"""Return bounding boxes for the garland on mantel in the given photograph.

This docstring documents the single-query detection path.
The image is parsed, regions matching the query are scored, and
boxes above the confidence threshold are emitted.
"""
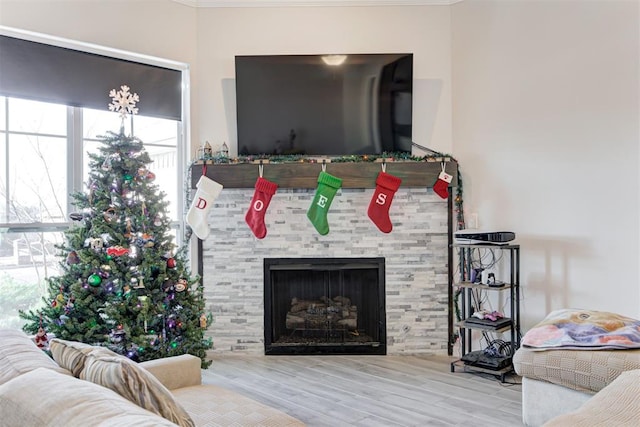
[186,150,466,232]
[196,151,444,164]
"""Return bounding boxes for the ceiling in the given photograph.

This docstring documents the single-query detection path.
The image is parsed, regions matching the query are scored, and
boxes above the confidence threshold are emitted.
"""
[171,0,462,7]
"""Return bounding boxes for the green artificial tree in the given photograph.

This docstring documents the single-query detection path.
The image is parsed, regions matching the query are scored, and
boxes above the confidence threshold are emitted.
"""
[21,86,212,367]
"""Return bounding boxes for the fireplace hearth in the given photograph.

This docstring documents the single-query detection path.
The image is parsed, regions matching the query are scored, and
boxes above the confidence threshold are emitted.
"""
[264,257,386,355]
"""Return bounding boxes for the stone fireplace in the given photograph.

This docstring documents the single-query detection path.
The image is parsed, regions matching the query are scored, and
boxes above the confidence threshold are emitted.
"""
[200,185,450,355]
[264,257,386,355]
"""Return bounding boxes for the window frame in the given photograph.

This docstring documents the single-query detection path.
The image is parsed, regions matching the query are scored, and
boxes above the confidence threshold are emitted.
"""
[0,25,191,237]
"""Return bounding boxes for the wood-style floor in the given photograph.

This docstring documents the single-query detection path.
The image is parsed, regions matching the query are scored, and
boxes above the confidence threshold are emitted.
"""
[202,355,523,427]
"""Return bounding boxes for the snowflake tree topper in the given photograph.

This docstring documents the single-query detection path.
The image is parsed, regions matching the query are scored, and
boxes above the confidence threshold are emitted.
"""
[108,85,139,119]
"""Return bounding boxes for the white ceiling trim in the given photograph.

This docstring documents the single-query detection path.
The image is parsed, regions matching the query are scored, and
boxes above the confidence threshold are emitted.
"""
[172,0,463,8]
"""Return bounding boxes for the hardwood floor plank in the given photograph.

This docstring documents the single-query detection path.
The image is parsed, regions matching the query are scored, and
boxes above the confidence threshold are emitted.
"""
[202,355,523,426]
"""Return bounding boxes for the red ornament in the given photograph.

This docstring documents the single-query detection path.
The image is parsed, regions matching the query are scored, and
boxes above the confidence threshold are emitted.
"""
[167,258,176,269]
[107,246,129,257]
[35,327,49,349]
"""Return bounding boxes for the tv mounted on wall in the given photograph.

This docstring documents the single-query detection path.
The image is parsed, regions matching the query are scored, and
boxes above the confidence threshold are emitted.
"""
[235,53,413,157]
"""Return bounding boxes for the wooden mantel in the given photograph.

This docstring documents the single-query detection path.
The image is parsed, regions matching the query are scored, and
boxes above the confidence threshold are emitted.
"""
[191,159,458,189]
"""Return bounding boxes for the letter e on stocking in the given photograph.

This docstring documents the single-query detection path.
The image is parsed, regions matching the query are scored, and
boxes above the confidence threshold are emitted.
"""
[317,195,328,209]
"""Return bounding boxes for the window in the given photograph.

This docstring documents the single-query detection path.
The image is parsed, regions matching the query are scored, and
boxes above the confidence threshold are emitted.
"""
[2,98,68,224]
[0,27,189,328]
[0,29,188,330]
[0,97,183,329]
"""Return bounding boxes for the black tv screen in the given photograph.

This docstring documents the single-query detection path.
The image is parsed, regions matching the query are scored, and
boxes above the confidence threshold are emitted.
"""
[235,53,413,156]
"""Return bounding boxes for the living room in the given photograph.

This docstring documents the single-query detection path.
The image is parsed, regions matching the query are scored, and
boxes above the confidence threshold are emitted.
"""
[0,0,638,426]
[2,0,635,324]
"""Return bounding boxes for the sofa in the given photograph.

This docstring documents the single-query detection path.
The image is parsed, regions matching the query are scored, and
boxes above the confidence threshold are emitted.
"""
[514,345,640,426]
[0,329,304,426]
[513,309,640,426]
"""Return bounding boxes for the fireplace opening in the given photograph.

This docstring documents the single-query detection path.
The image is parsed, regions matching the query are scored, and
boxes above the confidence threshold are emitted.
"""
[264,257,386,355]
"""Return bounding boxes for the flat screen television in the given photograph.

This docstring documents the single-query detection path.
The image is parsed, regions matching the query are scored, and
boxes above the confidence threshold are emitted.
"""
[235,53,413,157]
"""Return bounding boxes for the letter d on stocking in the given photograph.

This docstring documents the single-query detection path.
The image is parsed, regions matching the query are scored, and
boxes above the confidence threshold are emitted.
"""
[196,198,207,209]
[186,176,223,240]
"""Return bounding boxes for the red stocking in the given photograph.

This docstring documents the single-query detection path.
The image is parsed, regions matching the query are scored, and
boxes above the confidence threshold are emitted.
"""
[245,177,278,239]
[433,164,453,199]
[368,171,402,233]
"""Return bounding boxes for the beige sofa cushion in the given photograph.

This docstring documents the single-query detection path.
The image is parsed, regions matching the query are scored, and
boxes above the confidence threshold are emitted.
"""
[80,349,194,427]
[0,367,178,427]
[49,338,118,376]
[173,384,305,427]
[0,329,70,385]
[544,369,640,426]
[513,345,640,393]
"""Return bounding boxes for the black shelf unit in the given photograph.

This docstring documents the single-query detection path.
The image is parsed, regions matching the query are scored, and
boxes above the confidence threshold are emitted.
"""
[450,244,521,382]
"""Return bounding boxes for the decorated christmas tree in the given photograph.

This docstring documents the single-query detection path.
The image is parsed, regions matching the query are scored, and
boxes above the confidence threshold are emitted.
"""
[21,86,212,367]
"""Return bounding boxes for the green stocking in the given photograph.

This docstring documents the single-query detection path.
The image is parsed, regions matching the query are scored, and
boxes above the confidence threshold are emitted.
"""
[306,171,342,235]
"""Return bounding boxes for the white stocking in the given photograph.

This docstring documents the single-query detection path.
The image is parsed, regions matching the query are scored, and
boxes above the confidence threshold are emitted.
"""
[186,175,223,240]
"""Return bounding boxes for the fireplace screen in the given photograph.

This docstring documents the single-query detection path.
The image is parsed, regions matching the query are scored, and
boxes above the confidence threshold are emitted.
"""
[264,257,386,355]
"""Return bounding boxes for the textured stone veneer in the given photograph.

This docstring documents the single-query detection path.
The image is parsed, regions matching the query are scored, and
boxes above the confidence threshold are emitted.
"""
[201,187,449,355]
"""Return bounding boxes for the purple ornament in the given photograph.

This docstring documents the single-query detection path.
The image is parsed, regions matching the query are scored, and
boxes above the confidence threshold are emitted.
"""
[66,251,80,265]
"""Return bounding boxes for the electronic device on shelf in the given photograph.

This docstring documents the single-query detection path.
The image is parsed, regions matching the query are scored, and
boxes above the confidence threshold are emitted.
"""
[464,316,512,329]
[454,230,516,245]
[461,350,513,371]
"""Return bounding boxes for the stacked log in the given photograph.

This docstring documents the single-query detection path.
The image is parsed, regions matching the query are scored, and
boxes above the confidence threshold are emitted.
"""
[285,296,358,331]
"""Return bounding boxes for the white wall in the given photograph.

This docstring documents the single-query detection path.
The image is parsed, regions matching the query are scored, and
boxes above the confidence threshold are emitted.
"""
[195,5,453,157]
[0,1,196,62]
[452,0,640,325]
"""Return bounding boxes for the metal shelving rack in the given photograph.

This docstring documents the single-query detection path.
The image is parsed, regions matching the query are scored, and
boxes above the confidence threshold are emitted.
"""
[450,243,520,382]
